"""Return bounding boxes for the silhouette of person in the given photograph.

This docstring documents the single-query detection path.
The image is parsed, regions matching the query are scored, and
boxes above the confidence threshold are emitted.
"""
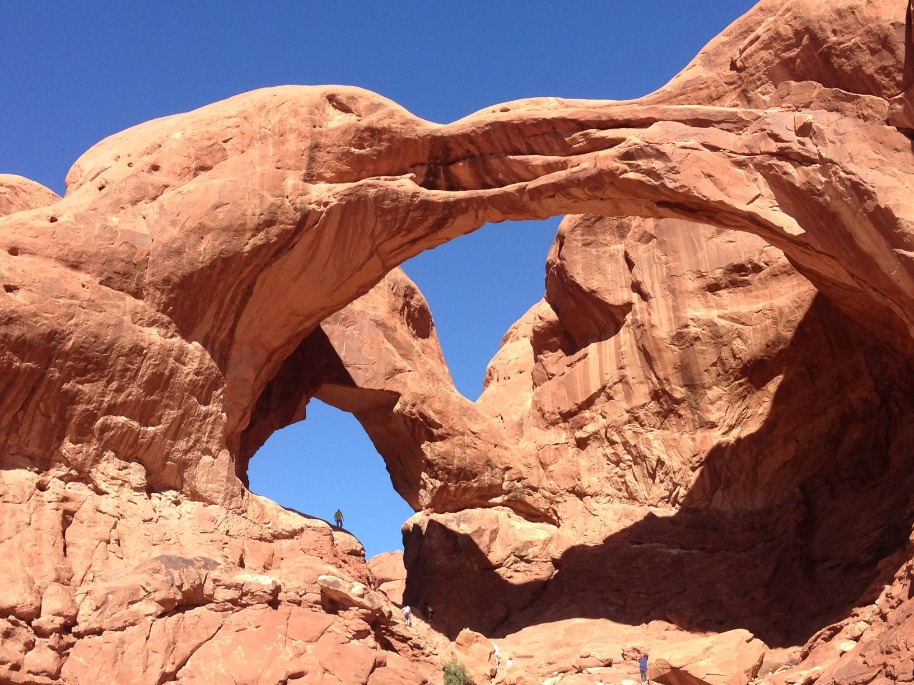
[334,509,343,528]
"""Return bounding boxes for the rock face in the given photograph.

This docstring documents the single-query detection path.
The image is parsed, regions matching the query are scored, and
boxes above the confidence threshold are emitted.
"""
[0,181,436,684]
[0,175,62,217]
[1,0,914,682]
[651,630,766,685]
[368,552,406,606]
[402,213,914,648]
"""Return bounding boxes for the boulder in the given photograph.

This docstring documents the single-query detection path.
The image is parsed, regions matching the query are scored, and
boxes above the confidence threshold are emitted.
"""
[651,630,766,685]
[369,550,407,606]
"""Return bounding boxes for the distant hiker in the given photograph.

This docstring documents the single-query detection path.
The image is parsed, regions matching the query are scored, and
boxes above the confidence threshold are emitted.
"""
[639,652,649,684]
[334,509,344,528]
[402,605,411,626]
[493,643,500,671]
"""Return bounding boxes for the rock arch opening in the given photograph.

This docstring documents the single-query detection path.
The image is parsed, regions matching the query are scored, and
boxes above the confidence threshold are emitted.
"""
[396,212,914,647]
[247,398,414,558]
[401,217,562,400]
[245,216,562,556]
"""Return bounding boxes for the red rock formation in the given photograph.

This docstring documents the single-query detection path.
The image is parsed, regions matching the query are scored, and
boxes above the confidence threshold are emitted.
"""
[368,552,406,606]
[401,214,914,648]
[650,630,765,685]
[0,178,435,684]
[0,175,61,217]
[0,0,913,682]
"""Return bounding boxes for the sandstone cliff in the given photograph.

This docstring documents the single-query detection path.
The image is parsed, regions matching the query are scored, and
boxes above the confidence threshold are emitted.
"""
[1,0,913,682]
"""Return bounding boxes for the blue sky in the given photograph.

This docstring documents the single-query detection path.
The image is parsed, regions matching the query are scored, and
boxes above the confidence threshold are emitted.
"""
[2,2,757,557]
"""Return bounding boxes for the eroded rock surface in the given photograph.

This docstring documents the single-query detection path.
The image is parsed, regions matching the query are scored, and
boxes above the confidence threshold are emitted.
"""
[650,630,765,685]
[1,0,914,682]
[368,551,406,606]
[399,213,914,652]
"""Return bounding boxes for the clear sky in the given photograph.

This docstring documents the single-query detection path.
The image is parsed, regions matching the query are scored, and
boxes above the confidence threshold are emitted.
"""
[2,2,757,558]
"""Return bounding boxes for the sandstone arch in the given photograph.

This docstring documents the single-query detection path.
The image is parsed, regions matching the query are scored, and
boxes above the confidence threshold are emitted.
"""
[1,0,911,506]
[1,0,914,681]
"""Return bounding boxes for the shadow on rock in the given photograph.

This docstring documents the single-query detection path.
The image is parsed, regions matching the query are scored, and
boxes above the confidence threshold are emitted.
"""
[404,295,914,648]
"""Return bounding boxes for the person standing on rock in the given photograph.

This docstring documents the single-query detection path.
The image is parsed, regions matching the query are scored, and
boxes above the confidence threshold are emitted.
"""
[402,605,411,626]
[334,509,344,528]
[639,651,649,684]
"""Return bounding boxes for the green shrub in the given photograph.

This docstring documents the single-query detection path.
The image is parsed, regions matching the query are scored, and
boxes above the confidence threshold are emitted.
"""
[443,658,473,685]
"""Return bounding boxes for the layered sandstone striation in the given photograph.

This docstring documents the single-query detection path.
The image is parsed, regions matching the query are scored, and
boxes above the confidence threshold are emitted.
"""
[1,0,913,682]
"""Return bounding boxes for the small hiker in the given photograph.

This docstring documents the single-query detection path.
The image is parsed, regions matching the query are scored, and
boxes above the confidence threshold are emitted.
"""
[402,605,411,626]
[333,509,344,528]
[639,651,649,684]
[493,643,500,671]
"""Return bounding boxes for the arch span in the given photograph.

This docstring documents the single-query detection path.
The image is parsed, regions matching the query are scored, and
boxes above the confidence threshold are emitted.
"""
[1,1,914,680]
[0,0,909,511]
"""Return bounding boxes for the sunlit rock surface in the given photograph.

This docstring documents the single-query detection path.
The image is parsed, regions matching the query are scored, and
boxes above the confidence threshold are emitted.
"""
[1,0,913,681]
